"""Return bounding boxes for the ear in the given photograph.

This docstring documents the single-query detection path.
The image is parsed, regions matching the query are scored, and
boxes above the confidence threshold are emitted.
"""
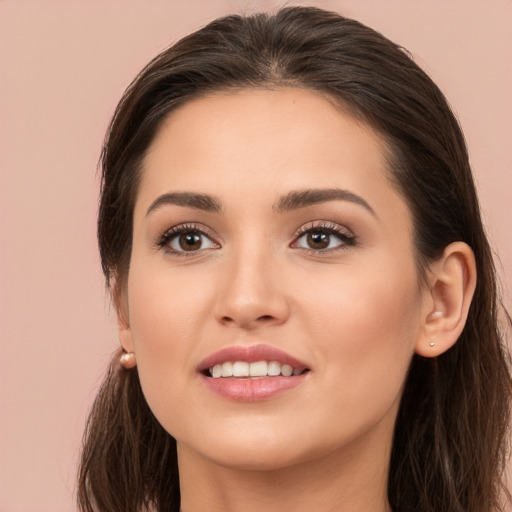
[112,278,134,353]
[415,242,477,358]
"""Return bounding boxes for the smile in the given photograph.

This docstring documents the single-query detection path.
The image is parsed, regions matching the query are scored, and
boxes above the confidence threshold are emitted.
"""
[199,344,311,401]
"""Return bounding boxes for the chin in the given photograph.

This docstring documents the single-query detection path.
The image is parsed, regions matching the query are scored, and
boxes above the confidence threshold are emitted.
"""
[195,442,318,472]
[175,420,348,474]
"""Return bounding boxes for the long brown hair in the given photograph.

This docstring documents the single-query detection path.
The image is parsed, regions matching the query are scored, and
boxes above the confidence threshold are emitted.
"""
[78,7,512,511]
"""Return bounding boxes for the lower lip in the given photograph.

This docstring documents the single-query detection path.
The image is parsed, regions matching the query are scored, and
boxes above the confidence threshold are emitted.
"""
[200,373,308,401]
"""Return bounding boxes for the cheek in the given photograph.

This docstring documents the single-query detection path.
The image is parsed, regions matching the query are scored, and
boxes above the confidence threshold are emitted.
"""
[128,259,209,349]
[300,258,422,407]
[125,264,212,414]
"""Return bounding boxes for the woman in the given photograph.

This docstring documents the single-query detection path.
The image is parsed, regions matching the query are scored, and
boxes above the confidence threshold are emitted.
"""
[78,6,511,512]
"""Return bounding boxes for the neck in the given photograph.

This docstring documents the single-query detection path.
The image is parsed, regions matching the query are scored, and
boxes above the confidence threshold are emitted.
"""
[178,427,393,512]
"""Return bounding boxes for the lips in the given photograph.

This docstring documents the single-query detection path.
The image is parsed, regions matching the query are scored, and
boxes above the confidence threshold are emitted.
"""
[198,344,310,401]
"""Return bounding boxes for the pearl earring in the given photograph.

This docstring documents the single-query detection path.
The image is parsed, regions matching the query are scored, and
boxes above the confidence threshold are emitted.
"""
[429,342,436,347]
[120,351,137,369]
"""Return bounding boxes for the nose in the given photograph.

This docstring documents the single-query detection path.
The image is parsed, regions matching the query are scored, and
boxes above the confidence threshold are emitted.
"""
[214,249,290,330]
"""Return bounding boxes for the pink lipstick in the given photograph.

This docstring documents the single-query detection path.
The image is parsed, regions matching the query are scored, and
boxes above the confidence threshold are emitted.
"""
[198,344,310,401]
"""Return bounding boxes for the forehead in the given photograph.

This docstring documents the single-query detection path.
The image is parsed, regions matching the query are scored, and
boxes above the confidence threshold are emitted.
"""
[137,87,405,222]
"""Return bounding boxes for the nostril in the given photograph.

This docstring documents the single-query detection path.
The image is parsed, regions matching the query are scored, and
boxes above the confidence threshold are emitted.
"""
[222,315,275,323]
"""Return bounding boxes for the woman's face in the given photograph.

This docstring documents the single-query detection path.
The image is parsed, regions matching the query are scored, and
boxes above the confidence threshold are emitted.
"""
[120,88,431,471]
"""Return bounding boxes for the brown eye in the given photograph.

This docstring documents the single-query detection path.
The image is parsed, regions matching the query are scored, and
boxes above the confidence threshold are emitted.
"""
[163,226,219,255]
[178,231,202,251]
[307,231,330,249]
[293,224,355,252]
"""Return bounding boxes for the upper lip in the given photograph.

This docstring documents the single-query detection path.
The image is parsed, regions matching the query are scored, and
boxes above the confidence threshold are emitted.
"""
[198,344,309,373]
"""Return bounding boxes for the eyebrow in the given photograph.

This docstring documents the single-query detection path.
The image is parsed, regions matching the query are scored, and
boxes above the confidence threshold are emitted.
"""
[146,192,223,216]
[146,188,376,217]
[274,188,376,216]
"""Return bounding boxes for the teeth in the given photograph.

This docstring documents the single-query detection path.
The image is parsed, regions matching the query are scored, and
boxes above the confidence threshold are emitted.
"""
[249,361,267,377]
[281,364,293,377]
[232,361,250,377]
[221,361,233,377]
[268,361,281,376]
[209,360,305,379]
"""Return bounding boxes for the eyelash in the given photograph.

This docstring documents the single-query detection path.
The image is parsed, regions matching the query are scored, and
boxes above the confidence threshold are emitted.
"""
[292,221,357,254]
[155,223,219,257]
[155,221,357,257]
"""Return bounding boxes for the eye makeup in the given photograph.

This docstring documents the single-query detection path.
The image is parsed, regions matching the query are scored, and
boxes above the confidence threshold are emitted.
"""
[291,220,357,254]
[154,219,357,258]
[154,223,220,257]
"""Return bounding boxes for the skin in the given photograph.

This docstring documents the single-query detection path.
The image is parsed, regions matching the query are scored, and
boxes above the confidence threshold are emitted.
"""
[117,88,476,512]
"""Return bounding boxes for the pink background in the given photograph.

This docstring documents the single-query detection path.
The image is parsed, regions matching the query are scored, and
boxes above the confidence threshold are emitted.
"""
[1,1,510,510]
